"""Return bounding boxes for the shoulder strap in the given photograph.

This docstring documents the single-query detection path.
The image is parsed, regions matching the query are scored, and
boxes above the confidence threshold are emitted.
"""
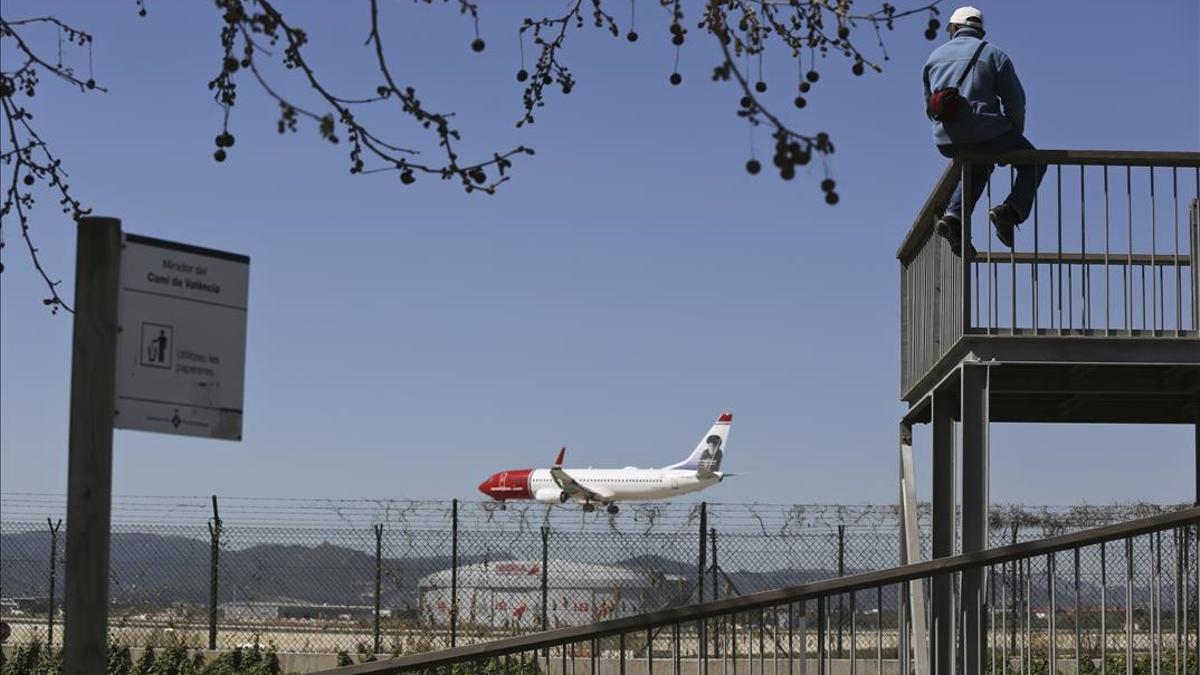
[954,41,988,90]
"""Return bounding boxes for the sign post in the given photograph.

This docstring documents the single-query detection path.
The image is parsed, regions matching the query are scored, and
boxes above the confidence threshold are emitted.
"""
[62,219,249,675]
[63,216,122,675]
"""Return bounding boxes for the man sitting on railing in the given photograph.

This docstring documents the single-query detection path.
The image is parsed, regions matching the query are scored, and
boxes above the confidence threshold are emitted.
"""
[923,6,1046,257]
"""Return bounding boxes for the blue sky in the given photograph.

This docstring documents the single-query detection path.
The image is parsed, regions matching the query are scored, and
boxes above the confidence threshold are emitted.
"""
[1,1,1197,507]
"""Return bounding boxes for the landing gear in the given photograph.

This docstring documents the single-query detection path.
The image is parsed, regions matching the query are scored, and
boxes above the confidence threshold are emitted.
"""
[606,503,619,515]
[559,491,569,503]
[582,503,596,513]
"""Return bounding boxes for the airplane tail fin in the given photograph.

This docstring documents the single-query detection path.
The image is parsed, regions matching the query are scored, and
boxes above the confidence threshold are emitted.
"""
[665,412,732,475]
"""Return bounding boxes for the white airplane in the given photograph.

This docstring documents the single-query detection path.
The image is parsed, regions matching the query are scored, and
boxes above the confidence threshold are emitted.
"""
[477,413,732,514]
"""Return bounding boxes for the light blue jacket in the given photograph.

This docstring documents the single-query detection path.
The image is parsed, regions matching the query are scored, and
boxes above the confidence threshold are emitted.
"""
[922,28,1025,145]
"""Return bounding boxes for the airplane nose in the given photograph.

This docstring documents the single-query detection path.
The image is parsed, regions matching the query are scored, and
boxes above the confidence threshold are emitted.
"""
[478,475,495,497]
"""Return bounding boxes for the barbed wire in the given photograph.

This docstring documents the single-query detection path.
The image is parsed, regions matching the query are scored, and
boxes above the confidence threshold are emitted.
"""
[0,493,1185,531]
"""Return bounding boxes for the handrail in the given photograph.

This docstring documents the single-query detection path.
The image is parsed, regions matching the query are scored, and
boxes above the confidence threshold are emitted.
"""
[896,150,1200,261]
[312,506,1199,675]
[896,161,960,261]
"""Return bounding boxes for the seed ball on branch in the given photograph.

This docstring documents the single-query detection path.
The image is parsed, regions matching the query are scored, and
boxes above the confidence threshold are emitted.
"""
[825,191,840,205]
[471,38,486,52]
[214,149,227,162]
[755,81,767,93]
[740,95,754,109]
[23,174,35,186]
[746,159,761,175]
[924,28,937,40]
[670,72,682,85]
[400,170,416,185]
[821,178,836,192]
[672,33,684,46]
[852,62,864,76]
[793,96,807,108]
[799,81,811,93]
[928,18,940,29]
[516,69,529,82]
[85,79,96,89]
[838,26,850,39]
[627,31,639,42]
[780,166,796,181]
[805,70,820,83]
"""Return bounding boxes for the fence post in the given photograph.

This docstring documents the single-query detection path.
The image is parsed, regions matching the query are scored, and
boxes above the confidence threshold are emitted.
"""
[1009,522,1019,653]
[710,527,719,658]
[698,502,707,604]
[541,524,550,632]
[710,528,718,601]
[450,498,459,648]
[836,523,845,658]
[373,523,384,655]
[207,495,221,651]
[47,519,62,646]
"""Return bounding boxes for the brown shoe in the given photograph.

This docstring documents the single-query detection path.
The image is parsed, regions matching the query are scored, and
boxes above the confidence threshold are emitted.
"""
[989,204,1020,248]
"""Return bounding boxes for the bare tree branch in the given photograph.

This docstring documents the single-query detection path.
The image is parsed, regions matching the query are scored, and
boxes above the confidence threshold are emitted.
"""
[0,0,943,314]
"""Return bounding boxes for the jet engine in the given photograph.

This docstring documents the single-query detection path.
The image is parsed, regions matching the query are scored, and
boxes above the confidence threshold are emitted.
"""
[534,488,569,504]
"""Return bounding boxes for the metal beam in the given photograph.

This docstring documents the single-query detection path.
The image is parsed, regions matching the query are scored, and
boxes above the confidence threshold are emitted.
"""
[899,421,930,675]
[931,383,956,675]
[960,363,990,675]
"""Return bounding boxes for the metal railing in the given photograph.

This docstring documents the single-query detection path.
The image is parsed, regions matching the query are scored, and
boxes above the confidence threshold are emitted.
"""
[899,150,1200,398]
[313,507,1200,675]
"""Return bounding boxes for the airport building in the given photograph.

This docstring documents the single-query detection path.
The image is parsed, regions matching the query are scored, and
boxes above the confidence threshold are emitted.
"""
[417,560,688,629]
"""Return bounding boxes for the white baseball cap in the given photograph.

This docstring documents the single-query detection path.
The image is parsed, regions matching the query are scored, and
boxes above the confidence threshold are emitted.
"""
[948,6,984,31]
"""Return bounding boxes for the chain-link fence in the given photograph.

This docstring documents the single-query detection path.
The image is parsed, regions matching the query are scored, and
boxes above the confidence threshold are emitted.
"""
[0,495,1187,659]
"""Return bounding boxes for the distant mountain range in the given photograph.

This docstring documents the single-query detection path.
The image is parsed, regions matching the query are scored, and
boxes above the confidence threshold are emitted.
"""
[1,530,1171,613]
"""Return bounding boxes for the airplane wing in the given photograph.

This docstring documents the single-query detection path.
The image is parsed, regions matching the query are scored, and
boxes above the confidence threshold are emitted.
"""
[549,448,614,501]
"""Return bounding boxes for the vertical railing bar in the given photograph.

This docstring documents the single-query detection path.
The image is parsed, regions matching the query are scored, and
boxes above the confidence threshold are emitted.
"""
[734,610,740,675]
[1152,167,1159,332]
[849,592,856,675]
[987,175,995,334]
[1104,165,1111,334]
[750,609,756,675]
[1127,166,1134,333]
[1126,537,1134,675]
[875,588,881,675]
[1101,541,1108,675]
[773,607,780,675]
[799,599,807,675]
[990,563,998,675]
[648,628,654,675]
[1192,168,1199,332]
[674,622,682,675]
[817,597,826,675]
[620,632,626,675]
[1174,167,1182,335]
[1033,165,1040,330]
[1142,263,1148,331]
[1154,531,1163,675]
[1058,164,1065,334]
[1074,547,1081,674]
[788,603,795,675]
[1084,164,1094,329]
[1011,166,1018,333]
[1049,553,1057,674]
[760,607,766,675]
[1175,529,1183,675]
[1025,557,1032,675]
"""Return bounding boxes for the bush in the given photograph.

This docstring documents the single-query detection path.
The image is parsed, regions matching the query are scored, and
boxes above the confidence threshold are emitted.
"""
[0,640,289,675]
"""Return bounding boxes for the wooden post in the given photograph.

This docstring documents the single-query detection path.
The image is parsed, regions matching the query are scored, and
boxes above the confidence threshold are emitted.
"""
[63,216,122,675]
